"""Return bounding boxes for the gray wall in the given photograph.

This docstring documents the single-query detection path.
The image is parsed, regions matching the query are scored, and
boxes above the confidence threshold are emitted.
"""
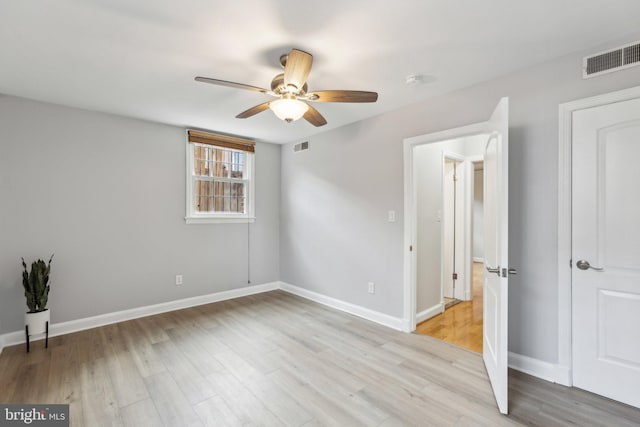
[280,122,405,316]
[0,96,280,334]
[280,36,640,363]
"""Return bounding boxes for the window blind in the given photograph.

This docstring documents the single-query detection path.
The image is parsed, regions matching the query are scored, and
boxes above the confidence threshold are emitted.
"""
[187,130,256,153]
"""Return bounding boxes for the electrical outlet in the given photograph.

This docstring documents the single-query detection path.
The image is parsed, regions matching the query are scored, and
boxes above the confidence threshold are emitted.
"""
[175,275,183,286]
[368,282,375,294]
[388,210,396,222]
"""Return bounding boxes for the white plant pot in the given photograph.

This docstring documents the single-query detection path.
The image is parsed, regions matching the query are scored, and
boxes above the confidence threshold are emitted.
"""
[25,309,50,335]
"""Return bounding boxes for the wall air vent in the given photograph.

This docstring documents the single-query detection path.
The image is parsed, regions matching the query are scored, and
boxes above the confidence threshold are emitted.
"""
[583,40,640,78]
[293,141,309,153]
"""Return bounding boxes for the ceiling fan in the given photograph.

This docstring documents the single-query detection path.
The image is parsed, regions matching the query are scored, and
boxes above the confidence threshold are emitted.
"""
[195,48,378,127]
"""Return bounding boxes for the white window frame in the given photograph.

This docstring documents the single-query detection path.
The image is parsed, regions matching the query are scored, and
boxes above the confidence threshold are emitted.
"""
[185,140,255,224]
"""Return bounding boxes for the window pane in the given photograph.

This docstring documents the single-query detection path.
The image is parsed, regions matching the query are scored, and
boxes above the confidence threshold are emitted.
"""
[194,159,202,175]
[208,161,222,178]
[193,145,246,180]
[192,144,250,217]
[213,196,228,212]
[194,180,209,212]
[230,163,242,178]
[194,145,205,175]
[232,182,243,198]
[194,146,210,177]
[194,179,247,214]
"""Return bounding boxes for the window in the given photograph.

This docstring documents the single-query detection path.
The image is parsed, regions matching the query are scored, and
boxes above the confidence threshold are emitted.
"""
[185,130,255,224]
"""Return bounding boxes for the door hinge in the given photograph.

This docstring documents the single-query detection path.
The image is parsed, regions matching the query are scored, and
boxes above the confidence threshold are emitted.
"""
[569,259,572,268]
[452,272,458,280]
[453,174,458,181]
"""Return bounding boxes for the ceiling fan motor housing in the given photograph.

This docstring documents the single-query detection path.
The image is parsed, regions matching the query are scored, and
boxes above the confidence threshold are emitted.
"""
[271,73,307,96]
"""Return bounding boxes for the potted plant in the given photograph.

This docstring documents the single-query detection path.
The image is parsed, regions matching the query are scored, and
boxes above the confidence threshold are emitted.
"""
[21,255,53,351]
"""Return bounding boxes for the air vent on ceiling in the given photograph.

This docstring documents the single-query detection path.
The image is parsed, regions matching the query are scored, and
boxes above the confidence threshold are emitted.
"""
[293,141,309,153]
[583,40,640,78]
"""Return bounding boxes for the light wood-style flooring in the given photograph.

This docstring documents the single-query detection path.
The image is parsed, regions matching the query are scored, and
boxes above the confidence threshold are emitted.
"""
[416,262,484,353]
[1,291,639,426]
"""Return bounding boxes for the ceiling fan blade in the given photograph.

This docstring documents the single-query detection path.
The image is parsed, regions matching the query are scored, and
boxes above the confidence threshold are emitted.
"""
[236,102,271,119]
[284,49,313,91]
[303,105,327,127]
[306,90,378,103]
[195,77,269,94]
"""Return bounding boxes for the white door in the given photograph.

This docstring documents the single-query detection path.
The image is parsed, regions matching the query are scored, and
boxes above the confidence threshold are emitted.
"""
[483,97,510,414]
[572,96,640,408]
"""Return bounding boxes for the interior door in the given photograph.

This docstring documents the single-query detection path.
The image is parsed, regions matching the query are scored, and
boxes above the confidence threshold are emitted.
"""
[572,96,640,408]
[483,97,509,414]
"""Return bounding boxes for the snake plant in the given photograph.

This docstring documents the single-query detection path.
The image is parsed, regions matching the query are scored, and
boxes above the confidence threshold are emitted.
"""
[21,255,53,313]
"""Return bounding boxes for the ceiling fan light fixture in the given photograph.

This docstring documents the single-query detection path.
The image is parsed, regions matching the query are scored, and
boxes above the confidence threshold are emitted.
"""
[269,97,309,123]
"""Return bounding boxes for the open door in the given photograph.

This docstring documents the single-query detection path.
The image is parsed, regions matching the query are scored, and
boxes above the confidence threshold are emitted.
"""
[483,97,510,414]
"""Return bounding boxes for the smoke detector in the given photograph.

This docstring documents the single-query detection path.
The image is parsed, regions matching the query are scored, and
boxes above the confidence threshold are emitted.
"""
[405,74,424,86]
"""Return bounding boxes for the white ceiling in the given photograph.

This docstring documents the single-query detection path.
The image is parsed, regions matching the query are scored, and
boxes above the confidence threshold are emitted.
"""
[1,1,640,144]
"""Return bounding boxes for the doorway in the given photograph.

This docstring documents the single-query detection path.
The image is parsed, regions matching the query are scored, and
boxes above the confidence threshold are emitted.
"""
[411,142,486,353]
[558,86,640,408]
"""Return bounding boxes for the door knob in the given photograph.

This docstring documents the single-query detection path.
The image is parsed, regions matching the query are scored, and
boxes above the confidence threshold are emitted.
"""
[486,265,500,275]
[576,260,604,271]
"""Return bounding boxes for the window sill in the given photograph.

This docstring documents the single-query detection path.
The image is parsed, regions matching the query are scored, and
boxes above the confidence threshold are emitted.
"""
[185,216,256,224]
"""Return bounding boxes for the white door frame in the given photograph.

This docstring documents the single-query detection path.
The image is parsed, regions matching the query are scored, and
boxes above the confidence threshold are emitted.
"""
[403,122,487,331]
[557,84,640,386]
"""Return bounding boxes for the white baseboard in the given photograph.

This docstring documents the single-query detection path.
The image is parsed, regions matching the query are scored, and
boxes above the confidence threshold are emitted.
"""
[0,281,567,389]
[0,280,407,352]
[473,257,484,263]
[279,282,407,331]
[508,351,558,383]
[0,282,280,351]
[416,303,444,324]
